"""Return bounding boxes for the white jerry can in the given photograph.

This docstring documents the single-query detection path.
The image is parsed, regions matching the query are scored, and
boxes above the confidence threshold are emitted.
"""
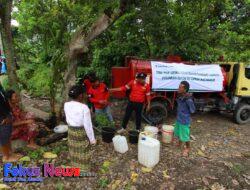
[112,135,129,154]
[138,136,160,168]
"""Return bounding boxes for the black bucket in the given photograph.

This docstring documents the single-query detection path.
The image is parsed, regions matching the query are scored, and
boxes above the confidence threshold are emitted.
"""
[129,130,139,144]
[102,127,115,143]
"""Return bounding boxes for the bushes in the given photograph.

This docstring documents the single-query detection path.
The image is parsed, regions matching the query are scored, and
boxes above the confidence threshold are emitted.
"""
[17,63,52,97]
[0,75,9,90]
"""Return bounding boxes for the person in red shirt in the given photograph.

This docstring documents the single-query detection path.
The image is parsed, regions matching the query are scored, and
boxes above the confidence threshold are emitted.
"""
[79,72,96,93]
[110,72,151,133]
[88,77,114,122]
[79,72,96,110]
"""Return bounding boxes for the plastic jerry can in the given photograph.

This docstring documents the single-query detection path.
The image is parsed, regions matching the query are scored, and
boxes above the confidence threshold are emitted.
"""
[112,135,129,154]
[138,136,160,168]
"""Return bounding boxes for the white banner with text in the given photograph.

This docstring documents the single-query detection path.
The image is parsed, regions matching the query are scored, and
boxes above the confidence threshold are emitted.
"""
[151,61,224,92]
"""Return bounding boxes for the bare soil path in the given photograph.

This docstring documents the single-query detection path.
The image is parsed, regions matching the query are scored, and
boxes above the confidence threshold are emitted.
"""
[0,99,249,190]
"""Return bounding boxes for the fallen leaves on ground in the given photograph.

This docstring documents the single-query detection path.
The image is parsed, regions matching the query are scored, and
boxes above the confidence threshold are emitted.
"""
[210,182,226,190]
[108,179,122,190]
[202,177,209,186]
[43,152,57,159]
[197,149,206,157]
[206,176,218,180]
[19,156,31,162]
[130,172,138,183]
[190,135,196,141]
[103,160,111,168]
[201,145,206,151]
[141,167,152,173]
[0,184,10,189]
[226,128,238,136]
[222,161,233,168]
[163,170,170,179]
[160,181,175,190]
[232,179,239,186]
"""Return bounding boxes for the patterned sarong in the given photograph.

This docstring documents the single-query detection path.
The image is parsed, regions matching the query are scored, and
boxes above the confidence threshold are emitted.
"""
[68,126,90,170]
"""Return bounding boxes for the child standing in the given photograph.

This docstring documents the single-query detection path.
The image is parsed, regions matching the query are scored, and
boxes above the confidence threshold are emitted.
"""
[174,81,195,156]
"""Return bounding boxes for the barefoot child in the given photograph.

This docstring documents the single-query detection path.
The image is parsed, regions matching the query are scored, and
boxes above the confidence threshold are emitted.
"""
[174,81,195,156]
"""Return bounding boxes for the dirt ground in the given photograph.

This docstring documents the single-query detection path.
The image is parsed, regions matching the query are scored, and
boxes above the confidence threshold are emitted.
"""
[0,99,250,190]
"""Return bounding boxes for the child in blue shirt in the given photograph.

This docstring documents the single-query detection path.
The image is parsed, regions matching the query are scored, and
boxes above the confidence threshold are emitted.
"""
[0,56,7,74]
[174,81,195,156]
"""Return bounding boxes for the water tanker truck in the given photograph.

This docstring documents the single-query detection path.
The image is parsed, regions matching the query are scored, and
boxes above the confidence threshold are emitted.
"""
[111,57,250,125]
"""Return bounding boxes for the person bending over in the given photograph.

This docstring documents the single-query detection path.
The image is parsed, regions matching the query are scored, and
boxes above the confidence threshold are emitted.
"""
[88,77,114,122]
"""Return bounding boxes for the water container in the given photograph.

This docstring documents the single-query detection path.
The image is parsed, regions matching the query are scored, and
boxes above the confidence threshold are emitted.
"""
[128,130,139,144]
[138,136,160,168]
[102,127,115,143]
[54,125,68,133]
[162,125,174,143]
[144,126,158,139]
[112,135,128,154]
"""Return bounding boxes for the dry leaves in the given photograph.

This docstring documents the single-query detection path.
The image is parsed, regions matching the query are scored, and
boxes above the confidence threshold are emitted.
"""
[202,177,209,186]
[43,152,57,159]
[141,167,152,173]
[201,145,206,151]
[19,156,31,162]
[0,184,10,189]
[210,182,226,190]
[130,172,138,183]
[163,170,170,179]
[197,149,206,157]
[108,180,122,190]
[232,179,239,186]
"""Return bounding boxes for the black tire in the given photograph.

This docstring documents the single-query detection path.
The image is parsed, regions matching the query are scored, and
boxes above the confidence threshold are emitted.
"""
[234,103,250,124]
[142,102,168,125]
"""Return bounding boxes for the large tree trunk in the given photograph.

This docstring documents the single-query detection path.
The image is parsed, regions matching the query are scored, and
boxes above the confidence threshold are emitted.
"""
[58,0,130,118]
[0,0,19,90]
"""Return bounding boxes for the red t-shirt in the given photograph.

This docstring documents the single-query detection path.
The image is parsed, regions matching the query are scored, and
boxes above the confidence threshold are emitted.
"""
[88,83,110,109]
[121,80,150,103]
[84,79,92,93]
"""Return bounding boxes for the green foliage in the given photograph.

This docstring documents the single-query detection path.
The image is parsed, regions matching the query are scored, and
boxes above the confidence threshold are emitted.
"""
[12,0,250,98]
[56,183,64,190]
[232,163,247,174]
[17,63,52,96]
[98,177,109,188]
[0,75,9,90]
[52,143,68,155]
[27,147,46,160]
[95,114,115,129]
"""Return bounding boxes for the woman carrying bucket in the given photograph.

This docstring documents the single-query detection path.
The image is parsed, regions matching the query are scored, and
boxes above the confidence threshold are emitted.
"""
[64,85,96,170]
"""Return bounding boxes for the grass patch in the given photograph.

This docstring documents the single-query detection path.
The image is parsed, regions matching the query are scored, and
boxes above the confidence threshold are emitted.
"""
[232,163,246,174]
[98,177,109,188]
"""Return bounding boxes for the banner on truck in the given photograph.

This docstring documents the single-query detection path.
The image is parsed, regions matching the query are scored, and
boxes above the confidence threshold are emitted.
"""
[151,61,224,92]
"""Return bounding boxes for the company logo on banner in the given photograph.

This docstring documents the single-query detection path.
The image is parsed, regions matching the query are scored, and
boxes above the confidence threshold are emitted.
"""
[151,61,224,92]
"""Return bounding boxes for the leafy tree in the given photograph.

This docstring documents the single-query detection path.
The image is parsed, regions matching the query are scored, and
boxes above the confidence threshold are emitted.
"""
[0,0,19,91]
[10,0,249,119]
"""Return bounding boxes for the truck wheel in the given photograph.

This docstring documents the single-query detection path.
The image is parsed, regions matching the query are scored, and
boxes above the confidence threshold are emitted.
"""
[234,104,250,124]
[142,102,168,125]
